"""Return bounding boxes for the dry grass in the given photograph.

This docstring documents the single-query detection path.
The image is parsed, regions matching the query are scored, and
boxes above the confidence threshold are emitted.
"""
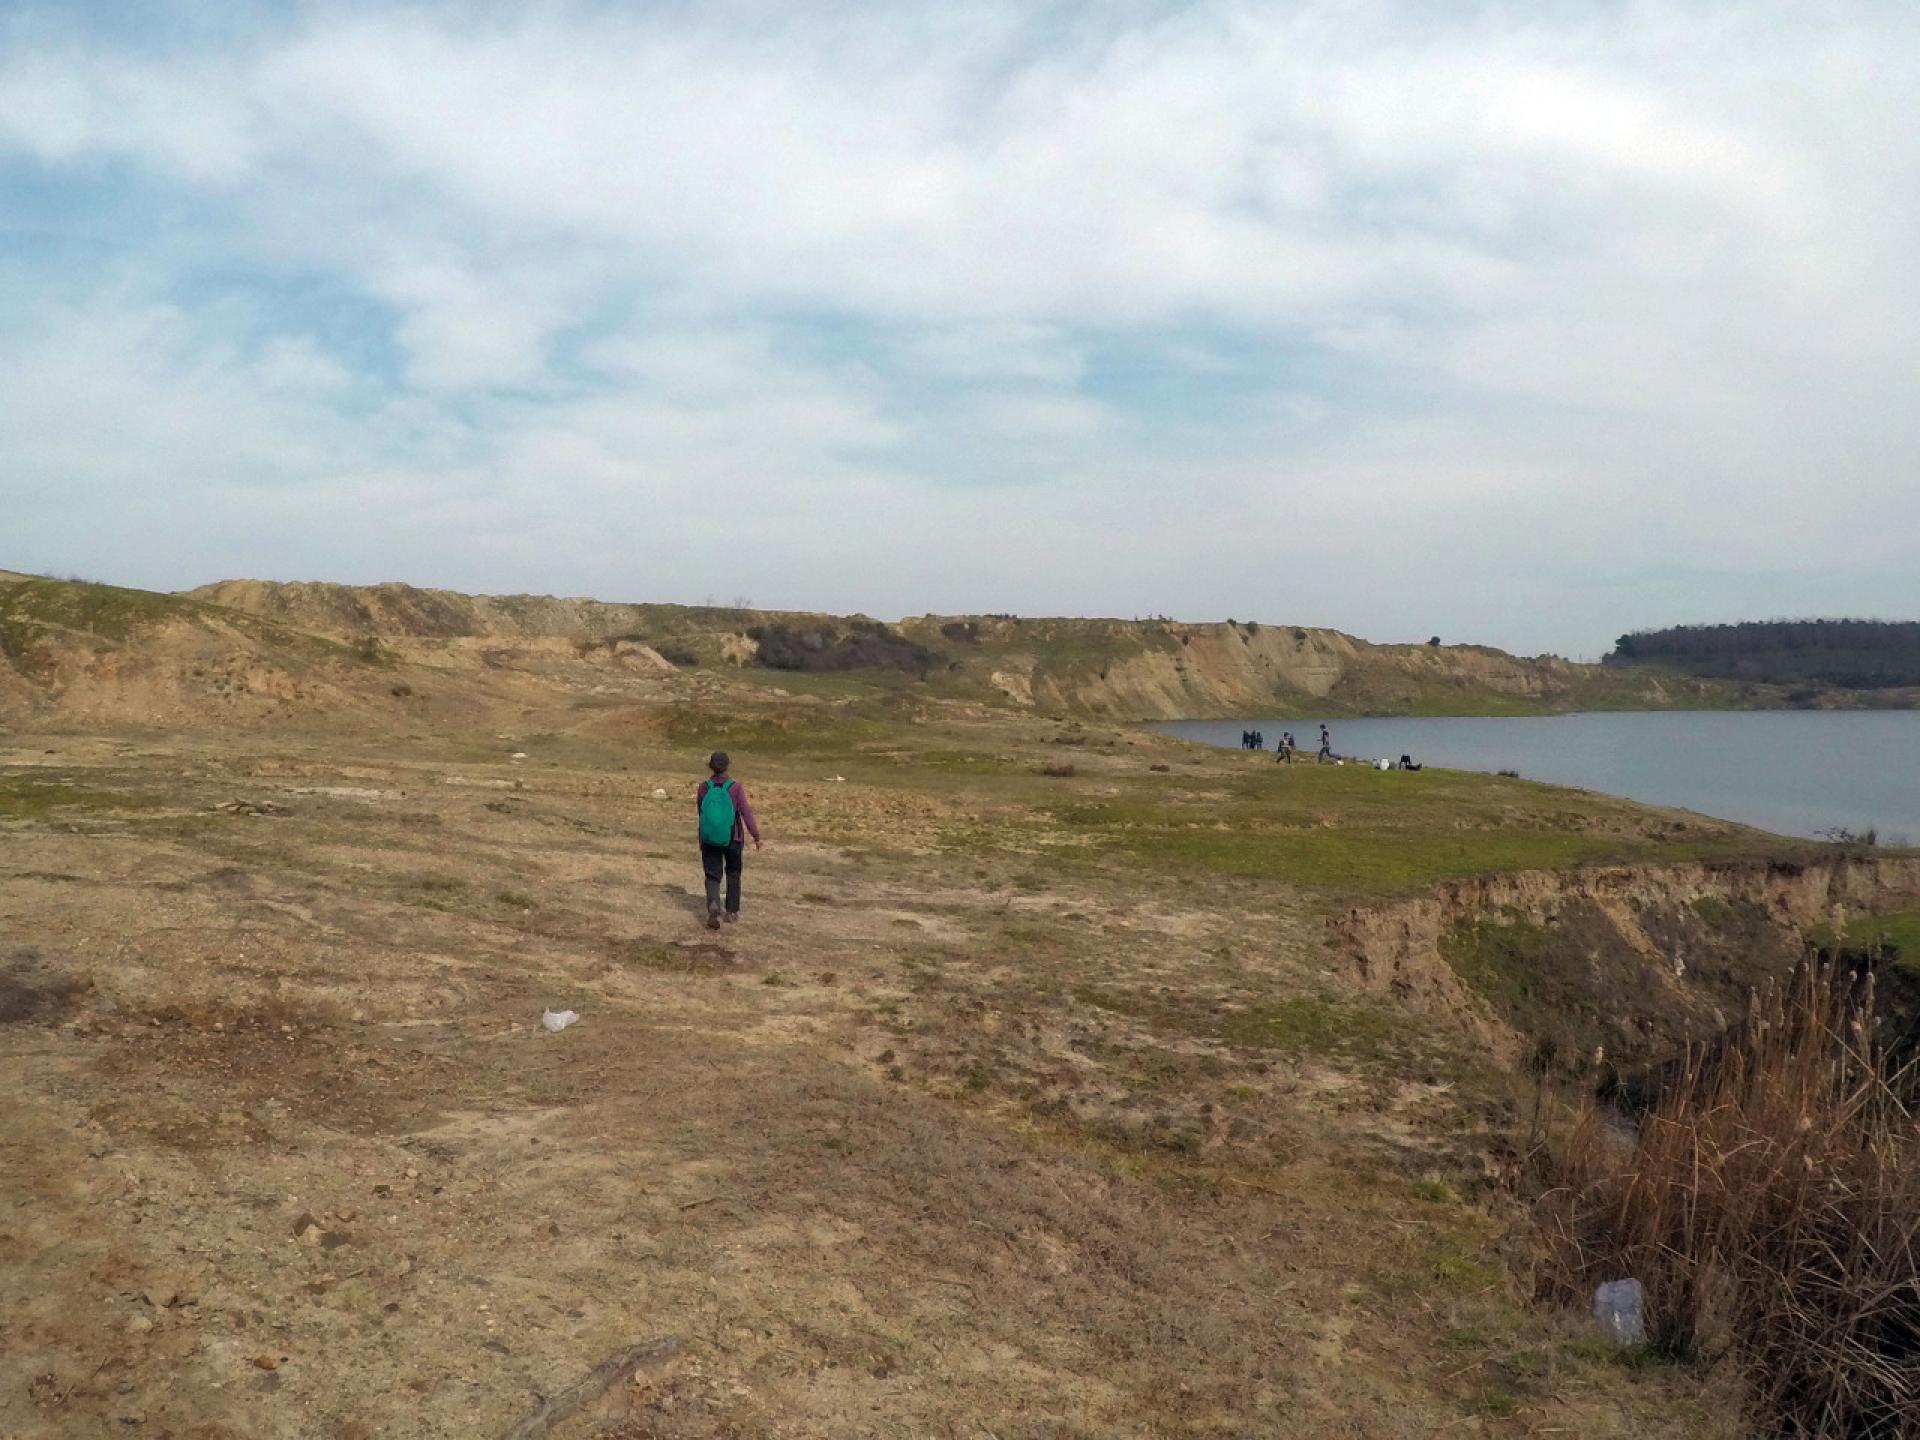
[1535,960,1920,1436]
[0,715,1835,1438]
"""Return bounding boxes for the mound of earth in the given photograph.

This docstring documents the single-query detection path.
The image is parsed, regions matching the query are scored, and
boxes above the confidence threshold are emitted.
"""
[0,575,511,728]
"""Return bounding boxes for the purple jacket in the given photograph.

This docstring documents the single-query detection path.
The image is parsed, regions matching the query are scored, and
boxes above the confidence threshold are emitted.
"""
[693,776,760,844]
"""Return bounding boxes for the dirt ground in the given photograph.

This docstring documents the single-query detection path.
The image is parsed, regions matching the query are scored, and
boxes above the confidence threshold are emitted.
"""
[1,717,1744,1439]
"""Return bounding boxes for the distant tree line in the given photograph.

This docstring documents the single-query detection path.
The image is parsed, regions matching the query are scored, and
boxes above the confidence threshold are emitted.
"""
[1606,619,1920,689]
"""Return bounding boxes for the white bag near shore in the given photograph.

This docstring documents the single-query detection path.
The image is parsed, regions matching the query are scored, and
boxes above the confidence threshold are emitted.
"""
[541,1008,580,1032]
[1592,1278,1645,1346]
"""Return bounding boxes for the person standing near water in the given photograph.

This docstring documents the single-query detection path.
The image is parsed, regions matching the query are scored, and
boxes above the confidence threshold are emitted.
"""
[695,751,763,929]
[1317,725,1333,763]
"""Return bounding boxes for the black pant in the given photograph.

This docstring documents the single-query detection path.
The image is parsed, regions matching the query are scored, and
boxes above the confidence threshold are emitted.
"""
[701,840,743,913]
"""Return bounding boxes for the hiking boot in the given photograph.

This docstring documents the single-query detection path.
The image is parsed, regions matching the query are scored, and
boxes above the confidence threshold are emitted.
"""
[723,910,739,924]
[706,903,722,931]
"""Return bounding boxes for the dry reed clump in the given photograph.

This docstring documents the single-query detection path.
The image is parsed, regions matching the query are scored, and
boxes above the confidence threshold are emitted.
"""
[1534,961,1920,1438]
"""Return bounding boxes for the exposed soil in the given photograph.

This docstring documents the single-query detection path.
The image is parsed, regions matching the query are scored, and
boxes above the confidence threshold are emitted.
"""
[0,721,1756,1439]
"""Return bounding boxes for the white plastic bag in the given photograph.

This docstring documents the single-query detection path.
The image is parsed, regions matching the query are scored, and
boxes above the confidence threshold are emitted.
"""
[1592,1278,1645,1346]
[541,1008,580,1032]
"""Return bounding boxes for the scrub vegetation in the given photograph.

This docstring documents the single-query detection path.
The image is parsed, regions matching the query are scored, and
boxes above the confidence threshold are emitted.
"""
[1536,962,1920,1437]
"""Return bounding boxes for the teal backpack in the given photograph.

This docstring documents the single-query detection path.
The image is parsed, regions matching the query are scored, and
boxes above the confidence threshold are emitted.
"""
[698,777,737,846]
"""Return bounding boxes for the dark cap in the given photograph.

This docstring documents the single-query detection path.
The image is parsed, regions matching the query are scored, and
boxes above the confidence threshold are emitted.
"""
[708,750,730,774]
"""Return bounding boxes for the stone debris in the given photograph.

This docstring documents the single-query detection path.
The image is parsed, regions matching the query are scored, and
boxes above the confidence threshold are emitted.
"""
[213,797,285,816]
[143,1277,192,1309]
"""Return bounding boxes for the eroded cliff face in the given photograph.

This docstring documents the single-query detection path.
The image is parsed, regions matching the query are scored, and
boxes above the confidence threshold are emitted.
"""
[189,582,1736,719]
[1022,626,1563,716]
[1333,855,1920,1067]
[915,616,1742,718]
[185,579,671,642]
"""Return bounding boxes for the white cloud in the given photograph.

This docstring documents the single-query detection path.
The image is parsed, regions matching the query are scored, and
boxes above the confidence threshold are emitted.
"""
[0,1,1915,652]
[900,322,1084,384]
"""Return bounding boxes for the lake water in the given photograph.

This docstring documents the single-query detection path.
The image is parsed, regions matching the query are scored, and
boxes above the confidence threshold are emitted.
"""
[1156,711,1920,842]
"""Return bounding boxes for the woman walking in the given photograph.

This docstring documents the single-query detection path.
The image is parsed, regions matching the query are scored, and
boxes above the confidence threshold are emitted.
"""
[695,751,763,929]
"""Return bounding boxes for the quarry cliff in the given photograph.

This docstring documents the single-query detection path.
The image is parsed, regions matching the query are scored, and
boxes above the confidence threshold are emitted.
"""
[178,577,1748,720]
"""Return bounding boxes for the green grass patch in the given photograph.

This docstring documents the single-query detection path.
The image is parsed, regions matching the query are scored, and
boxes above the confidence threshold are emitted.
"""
[731,665,922,699]
[400,873,467,910]
[1030,765,1789,897]
[0,576,183,650]
[661,701,894,759]
[0,775,157,819]
[878,747,1019,775]
[1441,914,1559,1017]
[1422,1239,1505,1293]
[1563,1335,1672,1371]
[1221,995,1395,1054]
[1370,1229,1510,1303]
[1094,821,1627,892]
[1072,983,1400,1063]
[0,573,368,673]
[1819,909,1920,968]
[1438,910,1676,1064]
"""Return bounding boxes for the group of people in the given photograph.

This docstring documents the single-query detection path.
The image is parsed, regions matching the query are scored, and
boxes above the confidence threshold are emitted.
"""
[1254,724,1337,764]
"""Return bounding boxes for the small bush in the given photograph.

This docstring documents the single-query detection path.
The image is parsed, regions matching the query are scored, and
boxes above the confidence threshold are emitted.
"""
[1534,961,1920,1436]
[1039,761,1076,778]
[749,621,938,676]
[655,642,700,668]
[1818,825,1880,850]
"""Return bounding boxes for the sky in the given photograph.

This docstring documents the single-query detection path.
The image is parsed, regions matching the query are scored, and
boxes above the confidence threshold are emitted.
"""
[1,0,1916,658]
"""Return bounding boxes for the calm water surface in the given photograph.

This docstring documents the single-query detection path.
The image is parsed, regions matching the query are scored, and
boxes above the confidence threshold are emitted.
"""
[1157,711,1920,842]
